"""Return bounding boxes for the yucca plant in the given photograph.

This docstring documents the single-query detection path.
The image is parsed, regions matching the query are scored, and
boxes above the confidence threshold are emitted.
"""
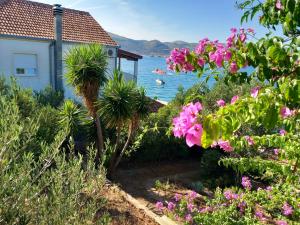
[98,71,150,176]
[65,44,108,165]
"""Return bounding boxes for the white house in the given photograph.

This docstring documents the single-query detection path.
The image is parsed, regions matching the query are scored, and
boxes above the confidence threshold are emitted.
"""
[0,0,142,99]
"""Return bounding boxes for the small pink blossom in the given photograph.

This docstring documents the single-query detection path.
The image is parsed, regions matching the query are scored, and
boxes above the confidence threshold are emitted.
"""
[199,206,213,213]
[187,203,194,212]
[239,32,247,43]
[230,28,237,33]
[185,214,193,223]
[155,201,164,211]
[279,129,287,136]
[224,190,239,200]
[238,201,247,213]
[255,209,267,221]
[231,95,239,104]
[174,193,182,202]
[251,86,260,98]
[186,124,203,147]
[276,0,283,9]
[280,107,293,118]
[245,136,254,145]
[241,176,252,190]
[217,99,226,107]
[247,28,255,33]
[188,191,197,200]
[274,148,280,155]
[218,140,233,152]
[282,202,293,216]
[265,186,272,191]
[167,201,176,211]
[197,58,205,67]
[229,61,238,73]
[276,220,288,225]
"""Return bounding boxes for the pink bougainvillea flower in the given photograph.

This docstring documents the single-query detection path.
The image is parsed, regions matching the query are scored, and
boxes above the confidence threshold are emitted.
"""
[167,201,176,211]
[276,0,283,9]
[197,58,205,67]
[229,61,238,73]
[247,28,255,33]
[187,203,194,212]
[217,99,226,107]
[155,201,164,211]
[231,95,239,104]
[185,214,193,223]
[238,201,247,213]
[188,191,197,200]
[239,32,247,43]
[224,190,239,200]
[186,124,203,147]
[255,209,267,221]
[241,176,252,190]
[276,220,288,225]
[280,106,293,118]
[245,136,254,145]
[251,86,260,98]
[230,28,237,33]
[218,140,233,152]
[282,202,293,216]
[274,148,280,155]
[265,186,272,191]
[174,193,182,202]
[279,129,287,136]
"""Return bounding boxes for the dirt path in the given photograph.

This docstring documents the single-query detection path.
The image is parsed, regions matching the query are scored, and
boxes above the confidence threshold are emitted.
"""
[112,159,203,224]
[99,184,159,225]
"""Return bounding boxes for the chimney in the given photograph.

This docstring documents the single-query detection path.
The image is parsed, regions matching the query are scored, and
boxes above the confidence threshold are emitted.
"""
[53,4,63,91]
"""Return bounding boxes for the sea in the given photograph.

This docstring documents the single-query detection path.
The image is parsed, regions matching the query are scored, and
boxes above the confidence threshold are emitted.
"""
[121,56,214,102]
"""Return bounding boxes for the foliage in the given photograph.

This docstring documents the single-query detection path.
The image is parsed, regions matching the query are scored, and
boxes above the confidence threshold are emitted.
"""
[34,86,64,108]
[98,71,150,174]
[156,180,300,225]
[158,0,300,224]
[65,43,109,165]
[0,88,109,224]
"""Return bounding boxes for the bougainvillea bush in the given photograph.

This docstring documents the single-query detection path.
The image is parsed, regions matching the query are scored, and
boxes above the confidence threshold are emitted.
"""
[157,0,300,224]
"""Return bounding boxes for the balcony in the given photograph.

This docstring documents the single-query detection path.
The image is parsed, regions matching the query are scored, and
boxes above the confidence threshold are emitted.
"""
[117,49,143,82]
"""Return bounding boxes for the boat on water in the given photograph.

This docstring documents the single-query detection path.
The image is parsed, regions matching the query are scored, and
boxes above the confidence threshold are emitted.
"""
[152,68,166,75]
[156,79,165,85]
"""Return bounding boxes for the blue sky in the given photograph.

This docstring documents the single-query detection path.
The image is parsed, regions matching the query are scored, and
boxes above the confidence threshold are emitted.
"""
[36,0,274,42]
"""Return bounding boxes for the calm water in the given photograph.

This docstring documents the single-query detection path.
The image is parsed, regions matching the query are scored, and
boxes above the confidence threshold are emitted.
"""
[121,56,214,102]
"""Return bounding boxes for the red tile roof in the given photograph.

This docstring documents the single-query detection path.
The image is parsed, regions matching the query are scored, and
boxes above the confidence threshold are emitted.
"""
[0,0,118,46]
[148,98,166,113]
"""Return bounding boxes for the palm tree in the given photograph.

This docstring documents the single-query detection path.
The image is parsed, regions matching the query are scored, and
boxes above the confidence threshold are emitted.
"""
[65,44,108,165]
[98,71,135,175]
[98,71,150,176]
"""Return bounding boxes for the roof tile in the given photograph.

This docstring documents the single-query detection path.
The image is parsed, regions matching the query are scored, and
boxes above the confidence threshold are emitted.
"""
[0,0,118,46]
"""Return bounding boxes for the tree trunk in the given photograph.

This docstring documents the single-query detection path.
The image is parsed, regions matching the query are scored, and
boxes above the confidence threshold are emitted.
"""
[111,122,133,174]
[107,125,121,178]
[94,116,104,168]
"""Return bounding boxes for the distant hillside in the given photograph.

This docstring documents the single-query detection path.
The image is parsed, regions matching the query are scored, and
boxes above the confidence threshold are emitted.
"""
[109,32,197,57]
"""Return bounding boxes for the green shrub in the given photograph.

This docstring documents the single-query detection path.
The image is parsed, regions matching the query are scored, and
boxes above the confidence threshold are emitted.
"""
[34,86,64,108]
[0,82,109,224]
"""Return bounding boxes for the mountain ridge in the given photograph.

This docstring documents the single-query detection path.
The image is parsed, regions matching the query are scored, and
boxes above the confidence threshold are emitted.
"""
[109,32,197,57]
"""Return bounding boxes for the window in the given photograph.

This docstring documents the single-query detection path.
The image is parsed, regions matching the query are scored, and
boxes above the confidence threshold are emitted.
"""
[14,54,37,76]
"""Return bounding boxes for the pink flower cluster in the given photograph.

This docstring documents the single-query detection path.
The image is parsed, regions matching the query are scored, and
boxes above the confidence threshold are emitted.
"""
[280,106,296,118]
[166,48,194,72]
[241,176,252,190]
[211,139,234,152]
[167,28,253,74]
[282,202,293,216]
[223,190,239,200]
[172,102,203,147]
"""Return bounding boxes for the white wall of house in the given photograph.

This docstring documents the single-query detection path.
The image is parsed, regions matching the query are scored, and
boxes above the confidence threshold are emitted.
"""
[0,37,52,91]
[0,38,117,100]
